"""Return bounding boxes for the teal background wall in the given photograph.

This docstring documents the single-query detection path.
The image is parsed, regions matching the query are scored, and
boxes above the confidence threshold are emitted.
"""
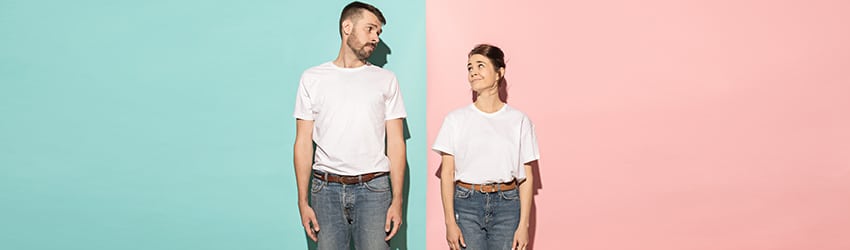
[0,0,426,249]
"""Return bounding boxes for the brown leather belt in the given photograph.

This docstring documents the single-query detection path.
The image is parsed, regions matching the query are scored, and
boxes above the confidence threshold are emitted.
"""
[456,180,517,193]
[313,171,387,184]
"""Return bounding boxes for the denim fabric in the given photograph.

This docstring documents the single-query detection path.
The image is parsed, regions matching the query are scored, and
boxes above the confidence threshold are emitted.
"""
[311,173,391,250]
[454,185,521,250]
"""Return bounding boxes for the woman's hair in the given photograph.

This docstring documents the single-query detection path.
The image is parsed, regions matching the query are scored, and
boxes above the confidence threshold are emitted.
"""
[469,44,508,102]
[468,44,506,70]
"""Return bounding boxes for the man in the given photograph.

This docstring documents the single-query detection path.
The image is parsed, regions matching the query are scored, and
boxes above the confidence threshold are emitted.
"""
[292,2,406,249]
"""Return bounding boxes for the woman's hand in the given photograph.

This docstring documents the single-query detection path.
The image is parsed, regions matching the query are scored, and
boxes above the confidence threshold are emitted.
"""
[512,225,529,249]
[446,222,466,249]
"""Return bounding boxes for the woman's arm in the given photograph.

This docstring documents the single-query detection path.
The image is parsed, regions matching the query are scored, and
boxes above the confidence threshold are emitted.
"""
[513,162,535,249]
[518,163,534,228]
[441,153,465,249]
[440,154,456,225]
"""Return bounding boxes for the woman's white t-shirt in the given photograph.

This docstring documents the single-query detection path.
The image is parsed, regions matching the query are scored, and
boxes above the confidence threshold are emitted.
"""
[432,104,539,184]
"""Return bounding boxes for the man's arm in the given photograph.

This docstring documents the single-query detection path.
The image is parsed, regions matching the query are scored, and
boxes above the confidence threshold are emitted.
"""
[294,119,318,241]
[384,118,406,240]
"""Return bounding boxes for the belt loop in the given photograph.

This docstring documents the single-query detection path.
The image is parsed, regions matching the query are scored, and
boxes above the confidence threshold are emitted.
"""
[358,175,363,183]
[323,171,328,181]
[497,183,502,192]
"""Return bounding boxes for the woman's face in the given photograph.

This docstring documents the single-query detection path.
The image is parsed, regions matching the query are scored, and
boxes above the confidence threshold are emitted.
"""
[467,54,502,92]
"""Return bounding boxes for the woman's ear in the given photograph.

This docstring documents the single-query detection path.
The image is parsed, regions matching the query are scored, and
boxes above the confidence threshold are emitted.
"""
[498,67,506,79]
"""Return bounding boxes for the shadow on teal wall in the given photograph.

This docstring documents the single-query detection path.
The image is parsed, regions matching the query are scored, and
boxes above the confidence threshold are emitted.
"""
[0,1,425,249]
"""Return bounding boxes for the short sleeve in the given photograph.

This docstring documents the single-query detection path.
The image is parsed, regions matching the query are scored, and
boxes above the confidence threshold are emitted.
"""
[432,115,455,155]
[293,74,314,120]
[520,116,540,164]
[384,76,407,120]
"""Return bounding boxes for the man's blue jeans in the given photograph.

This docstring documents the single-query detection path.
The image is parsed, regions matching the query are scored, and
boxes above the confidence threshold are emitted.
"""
[311,173,391,250]
[454,185,521,249]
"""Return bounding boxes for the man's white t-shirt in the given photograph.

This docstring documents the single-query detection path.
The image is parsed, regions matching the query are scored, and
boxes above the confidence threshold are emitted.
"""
[432,104,539,184]
[294,62,407,175]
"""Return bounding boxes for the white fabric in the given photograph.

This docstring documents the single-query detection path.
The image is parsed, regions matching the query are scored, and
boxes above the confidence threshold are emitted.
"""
[432,104,540,184]
[294,62,407,175]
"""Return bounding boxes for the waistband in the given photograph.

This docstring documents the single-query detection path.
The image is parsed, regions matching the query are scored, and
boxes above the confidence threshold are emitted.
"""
[312,170,387,184]
[456,180,517,193]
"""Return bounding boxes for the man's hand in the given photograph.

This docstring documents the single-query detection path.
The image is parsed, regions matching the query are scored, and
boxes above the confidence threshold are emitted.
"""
[384,200,403,240]
[299,203,320,242]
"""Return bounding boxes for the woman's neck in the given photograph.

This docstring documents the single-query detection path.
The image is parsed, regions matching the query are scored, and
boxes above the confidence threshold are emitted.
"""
[474,94,504,113]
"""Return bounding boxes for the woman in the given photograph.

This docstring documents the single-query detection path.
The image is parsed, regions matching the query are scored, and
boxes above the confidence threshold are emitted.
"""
[433,44,540,250]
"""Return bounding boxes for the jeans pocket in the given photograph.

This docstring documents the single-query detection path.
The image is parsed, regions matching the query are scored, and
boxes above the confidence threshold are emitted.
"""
[454,186,472,199]
[310,178,325,193]
[364,176,390,192]
[499,189,519,200]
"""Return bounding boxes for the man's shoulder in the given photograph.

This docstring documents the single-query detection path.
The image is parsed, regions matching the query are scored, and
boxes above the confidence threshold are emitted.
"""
[301,62,334,76]
[363,64,397,78]
[301,62,396,79]
[299,62,341,87]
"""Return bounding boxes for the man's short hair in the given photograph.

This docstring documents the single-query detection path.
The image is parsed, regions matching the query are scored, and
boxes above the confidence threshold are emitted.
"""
[339,1,386,37]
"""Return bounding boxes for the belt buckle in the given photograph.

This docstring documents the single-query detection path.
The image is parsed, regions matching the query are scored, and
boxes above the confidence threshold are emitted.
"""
[341,175,357,183]
[480,184,494,193]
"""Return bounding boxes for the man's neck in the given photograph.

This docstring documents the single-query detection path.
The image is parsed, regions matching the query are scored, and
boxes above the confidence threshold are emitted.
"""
[333,47,367,68]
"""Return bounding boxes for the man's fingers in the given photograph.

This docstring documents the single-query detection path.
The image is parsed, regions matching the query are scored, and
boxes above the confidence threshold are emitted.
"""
[384,219,400,240]
[310,217,320,232]
[303,215,320,242]
[303,223,317,242]
[459,233,466,247]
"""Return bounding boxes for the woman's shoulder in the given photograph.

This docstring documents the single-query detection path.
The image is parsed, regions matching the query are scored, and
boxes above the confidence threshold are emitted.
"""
[445,104,476,117]
[503,105,533,120]
[436,105,475,127]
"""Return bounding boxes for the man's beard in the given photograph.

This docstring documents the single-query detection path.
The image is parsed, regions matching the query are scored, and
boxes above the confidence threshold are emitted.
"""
[346,34,376,61]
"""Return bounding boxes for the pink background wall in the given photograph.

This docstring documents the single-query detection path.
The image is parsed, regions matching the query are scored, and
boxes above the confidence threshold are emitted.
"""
[425,1,850,249]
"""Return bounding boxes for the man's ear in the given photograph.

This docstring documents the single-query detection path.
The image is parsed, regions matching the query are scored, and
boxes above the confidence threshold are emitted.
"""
[342,19,353,36]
